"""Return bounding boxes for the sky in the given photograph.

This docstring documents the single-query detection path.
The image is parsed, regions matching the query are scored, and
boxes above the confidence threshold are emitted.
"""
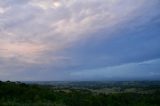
[0,0,160,81]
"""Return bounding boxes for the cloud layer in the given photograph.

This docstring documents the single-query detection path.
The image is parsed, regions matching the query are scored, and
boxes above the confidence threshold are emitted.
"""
[0,0,160,81]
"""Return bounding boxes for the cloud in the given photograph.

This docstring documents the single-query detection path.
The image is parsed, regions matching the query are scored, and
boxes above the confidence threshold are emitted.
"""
[0,0,160,80]
[29,0,62,10]
[70,58,160,81]
[0,41,48,63]
[0,7,8,14]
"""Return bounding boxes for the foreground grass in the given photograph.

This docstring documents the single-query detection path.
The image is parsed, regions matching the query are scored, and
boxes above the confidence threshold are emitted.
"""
[0,81,160,106]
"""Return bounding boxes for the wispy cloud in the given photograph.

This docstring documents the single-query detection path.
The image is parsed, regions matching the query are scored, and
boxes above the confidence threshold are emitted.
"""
[70,58,160,81]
